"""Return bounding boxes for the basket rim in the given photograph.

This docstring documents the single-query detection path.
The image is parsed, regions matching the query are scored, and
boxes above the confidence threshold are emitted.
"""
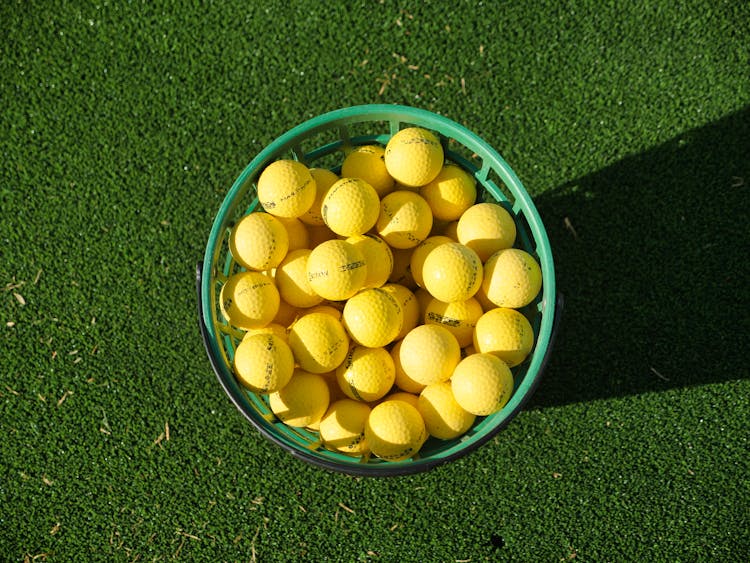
[199,104,557,475]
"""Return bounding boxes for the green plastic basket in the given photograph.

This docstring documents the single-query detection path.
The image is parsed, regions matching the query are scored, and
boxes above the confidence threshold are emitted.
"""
[197,104,561,476]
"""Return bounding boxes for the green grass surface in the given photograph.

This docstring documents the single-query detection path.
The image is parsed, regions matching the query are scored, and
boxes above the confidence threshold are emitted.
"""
[2,1,749,561]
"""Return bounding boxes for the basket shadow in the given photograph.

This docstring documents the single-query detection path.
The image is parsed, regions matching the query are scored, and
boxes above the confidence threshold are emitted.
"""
[527,106,749,409]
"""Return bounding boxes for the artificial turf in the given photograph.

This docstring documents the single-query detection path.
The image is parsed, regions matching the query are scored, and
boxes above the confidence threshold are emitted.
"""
[2,1,749,561]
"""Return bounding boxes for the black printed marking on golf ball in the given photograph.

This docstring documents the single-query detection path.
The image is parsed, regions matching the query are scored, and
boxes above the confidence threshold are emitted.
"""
[263,361,273,391]
[495,388,505,410]
[374,288,401,312]
[327,338,345,358]
[278,178,312,203]
[263,238,276,268]
[466,261,479,291]
[261,200,276,209]
[401,136,439,147]
[308,270,329,280]
[344,349,355,369]
[347,377,364,401]
[339,260,365,272]
[347,433,365,449]
[426,312,460,327]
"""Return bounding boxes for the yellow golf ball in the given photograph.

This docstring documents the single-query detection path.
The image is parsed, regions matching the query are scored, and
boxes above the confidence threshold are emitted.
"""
[336,346,395,403]
[306,239,367,301]
[399,324,461,386]
[419,163,477,221]
[346,234,393,289]
[457,202,517,261]
[257,159,316,219]
[288,312,350,373]
[341,145,395,197]
[319,399,372,455]
[409,235,453,288]
[233,333,294,394]
[473,307,534,367]
[384,127,444,187]
[342,287,403,348]
[322,177,380,237]
[482,248,543,308]
[418,381,476,440]
[421,242,483,303]
[424,296,484,348]
[376,190,433,249]
[268,369,330,427]
[364,400,427,462]
[451,353,514,416]
[300,168,339,226]
[229,212,289,271]
[220,271,280,330]
[276,249,324,308]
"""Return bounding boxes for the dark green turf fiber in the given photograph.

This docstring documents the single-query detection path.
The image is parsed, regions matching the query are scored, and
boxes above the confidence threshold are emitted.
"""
[2,1,749,561]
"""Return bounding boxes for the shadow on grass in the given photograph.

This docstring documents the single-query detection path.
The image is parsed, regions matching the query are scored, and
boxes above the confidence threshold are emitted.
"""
[528,106,749,409]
